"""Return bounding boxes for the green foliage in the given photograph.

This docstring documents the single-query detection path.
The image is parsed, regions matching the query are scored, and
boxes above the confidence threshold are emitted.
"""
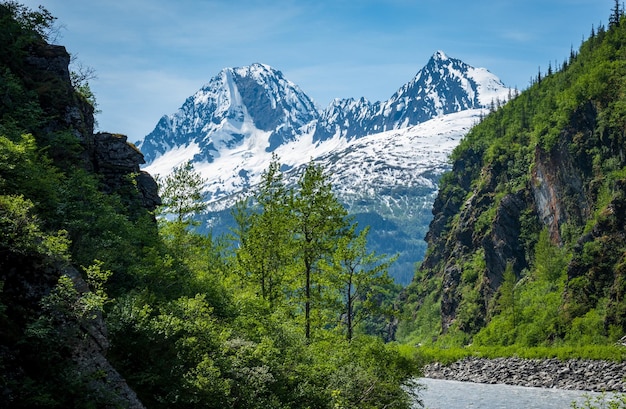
[414,344,626,365]
[473,231,570,347]
[499,262,517,319]
[0,2,62,138]
[571,393,626,409]
[70,63,100,114]
[158,160,207,223]
[325,225,397,341]
[0,1,56,42]
[0,4,417,408]
[455,287,483,334]
[292,160,351,339]
[0,133,62,211]
[396,287,442,346]
[233,156,297,309]
[0,194,69,260]
[534,228,570,284]
[101,158,417,408]
[11,268,117,409]
[401,5,626,350]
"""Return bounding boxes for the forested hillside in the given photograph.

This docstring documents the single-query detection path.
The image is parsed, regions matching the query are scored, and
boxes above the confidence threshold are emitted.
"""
[0,3,417,408]
[399,5,626,348]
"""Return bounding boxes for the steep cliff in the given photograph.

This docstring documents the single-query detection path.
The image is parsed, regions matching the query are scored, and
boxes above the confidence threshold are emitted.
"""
[0,4,157,407]
[399,20,626,346]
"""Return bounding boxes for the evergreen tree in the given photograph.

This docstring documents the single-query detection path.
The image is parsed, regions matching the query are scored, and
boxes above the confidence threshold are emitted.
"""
[499,262,518,328]
[534,228,568,285]
[610,0,621,28]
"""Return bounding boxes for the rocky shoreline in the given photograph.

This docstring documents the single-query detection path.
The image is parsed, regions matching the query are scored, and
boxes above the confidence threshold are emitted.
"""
[423,357,626,392]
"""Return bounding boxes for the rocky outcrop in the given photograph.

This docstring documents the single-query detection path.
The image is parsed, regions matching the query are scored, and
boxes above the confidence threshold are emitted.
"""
[24,42,95,149]
[423,357,626,392]
[483,193,527,287]
[0,14,159,408]
[25,43,160,212]
[0,253,146,408]
[404,90,626,337]
[531,139,591,244]
[93,132,161,211]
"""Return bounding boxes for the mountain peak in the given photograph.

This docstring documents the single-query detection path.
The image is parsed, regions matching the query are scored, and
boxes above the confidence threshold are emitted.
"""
[140,53,510,167]
[138,62,318,163]
[431,50,449,61]
[232,62,281,79]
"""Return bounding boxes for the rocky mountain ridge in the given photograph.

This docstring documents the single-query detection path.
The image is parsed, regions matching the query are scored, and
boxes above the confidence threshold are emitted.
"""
[138,51,509,170]
[140,63,319,164]
[312,51,507,142]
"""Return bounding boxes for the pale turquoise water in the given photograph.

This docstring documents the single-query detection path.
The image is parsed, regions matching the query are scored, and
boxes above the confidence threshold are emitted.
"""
[417,378,604,409]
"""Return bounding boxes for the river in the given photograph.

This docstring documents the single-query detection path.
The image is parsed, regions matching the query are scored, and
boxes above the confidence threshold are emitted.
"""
[417,378,606,409]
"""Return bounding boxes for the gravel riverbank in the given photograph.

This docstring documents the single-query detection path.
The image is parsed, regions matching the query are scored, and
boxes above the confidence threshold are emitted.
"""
[423,357,626,392]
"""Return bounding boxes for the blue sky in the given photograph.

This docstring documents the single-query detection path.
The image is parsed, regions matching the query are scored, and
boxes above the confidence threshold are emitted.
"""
[22,0,609,142]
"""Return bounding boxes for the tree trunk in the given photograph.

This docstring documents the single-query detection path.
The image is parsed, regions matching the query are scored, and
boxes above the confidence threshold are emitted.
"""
[347,278,353,342]
[305,259,311,340]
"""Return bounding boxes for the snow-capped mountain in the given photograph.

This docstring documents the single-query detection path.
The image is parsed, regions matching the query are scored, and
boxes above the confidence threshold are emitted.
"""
[138,51,512,283]
[139,63,319,164]
[312,50,507,142]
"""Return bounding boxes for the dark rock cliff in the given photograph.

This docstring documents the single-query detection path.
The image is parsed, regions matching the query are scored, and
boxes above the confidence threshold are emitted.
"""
[93,132,161,210]
[0,12,158,408]
[23,42,160,211]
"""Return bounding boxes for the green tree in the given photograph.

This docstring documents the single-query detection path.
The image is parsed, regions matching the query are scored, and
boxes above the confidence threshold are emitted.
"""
[0,1,56,42]
[292,160,349,339]
[234,156,296,309]
[499,261,518,328]
[610,0,622,28]
[0,194,69,259]
[159,161,207,223]
[534,228,569,285]
[326,225,396,341]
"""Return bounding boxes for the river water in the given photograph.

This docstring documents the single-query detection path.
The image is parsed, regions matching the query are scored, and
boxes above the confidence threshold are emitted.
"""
[416,378,603,409]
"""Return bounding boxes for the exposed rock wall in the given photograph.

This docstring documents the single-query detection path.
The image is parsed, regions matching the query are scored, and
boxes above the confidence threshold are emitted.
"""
[25,42,95,151]
[25,43,160,212]
[93,132,161,210]
[423,357,626,392]
[406,95,626,336]
[1,22,158,409]
[531,139,591,245]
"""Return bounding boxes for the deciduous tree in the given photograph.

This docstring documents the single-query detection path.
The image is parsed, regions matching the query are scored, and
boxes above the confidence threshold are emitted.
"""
[292,160,349,339]
[326,225,395,341]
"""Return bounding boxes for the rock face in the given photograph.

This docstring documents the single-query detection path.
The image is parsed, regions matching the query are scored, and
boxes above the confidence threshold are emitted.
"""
[24,42,95,156]
[139,63,319,163]
[406,91,626,336]
[23,41,159,213]
[312,51,507,142]
[0,252,146,409]
[423,357,626,392]
[0,18,157,409]
[93,132,161,210]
